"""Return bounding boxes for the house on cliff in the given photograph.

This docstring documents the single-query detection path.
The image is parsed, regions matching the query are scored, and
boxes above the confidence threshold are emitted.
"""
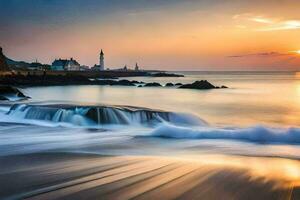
[51,58,80,71]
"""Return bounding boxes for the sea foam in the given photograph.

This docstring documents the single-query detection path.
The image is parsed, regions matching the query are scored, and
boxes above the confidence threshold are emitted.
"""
[3,103,206,127]
[150,123,300,144]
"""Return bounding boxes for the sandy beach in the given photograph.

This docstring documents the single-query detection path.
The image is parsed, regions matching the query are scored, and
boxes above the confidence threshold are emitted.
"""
[0,152,298,200]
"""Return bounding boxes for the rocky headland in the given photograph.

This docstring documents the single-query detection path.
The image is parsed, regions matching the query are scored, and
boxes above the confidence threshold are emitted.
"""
[0,47,9,71]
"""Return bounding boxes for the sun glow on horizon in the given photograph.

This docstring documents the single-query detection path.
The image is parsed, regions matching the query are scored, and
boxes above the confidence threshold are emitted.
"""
[289,50,300,55]
[1,0,300,70]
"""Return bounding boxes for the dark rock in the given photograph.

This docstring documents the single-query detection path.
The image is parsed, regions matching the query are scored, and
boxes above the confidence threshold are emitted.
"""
[0,74,92,87]
[151,72,184,77]
[96,79,136,86]
[175,83,183,86]
[165,83,174,87]
[179,80,216,90]
[0,47,10,71]
[138,85,143,87]
[115,80,135,86]
[85,107,129,124]
[0,85,22,94]
[131,80,145,84]
[221,85,228,88]
[0,74,150,87]
[17,92,26,97]
[144,82,162,87]
[0,95,9,100]
[0,85,30,100]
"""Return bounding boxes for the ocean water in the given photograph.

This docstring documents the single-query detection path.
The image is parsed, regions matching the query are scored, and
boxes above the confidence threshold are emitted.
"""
[1,71,300,161]
[24,71,300,126]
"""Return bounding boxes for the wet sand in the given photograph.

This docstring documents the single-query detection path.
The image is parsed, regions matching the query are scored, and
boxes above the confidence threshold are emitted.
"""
[0,152,299,200]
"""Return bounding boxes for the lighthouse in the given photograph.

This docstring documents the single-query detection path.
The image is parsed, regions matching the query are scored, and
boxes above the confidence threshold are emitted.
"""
[135,62,139,71]
[99,49,104,70]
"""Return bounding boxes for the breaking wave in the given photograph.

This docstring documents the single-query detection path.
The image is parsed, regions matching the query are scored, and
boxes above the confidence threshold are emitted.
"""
[150,124,300,144]
[2,103,206,127]
[3,103,300,145]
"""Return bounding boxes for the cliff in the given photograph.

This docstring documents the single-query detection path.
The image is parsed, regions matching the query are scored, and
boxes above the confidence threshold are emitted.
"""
[0,47,10,71]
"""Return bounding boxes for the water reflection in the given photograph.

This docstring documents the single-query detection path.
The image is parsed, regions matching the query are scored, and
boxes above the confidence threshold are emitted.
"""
[181,154,300,186]
[24,72,300,127]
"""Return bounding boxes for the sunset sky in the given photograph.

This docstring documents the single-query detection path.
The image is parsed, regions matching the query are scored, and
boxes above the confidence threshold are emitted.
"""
[1,0,300,70]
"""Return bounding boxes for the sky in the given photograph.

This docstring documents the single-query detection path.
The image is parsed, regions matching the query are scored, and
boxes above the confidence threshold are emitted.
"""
[1,0,300,71]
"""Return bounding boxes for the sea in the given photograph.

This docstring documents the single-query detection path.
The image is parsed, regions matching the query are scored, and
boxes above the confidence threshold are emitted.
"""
[1,71,300,169]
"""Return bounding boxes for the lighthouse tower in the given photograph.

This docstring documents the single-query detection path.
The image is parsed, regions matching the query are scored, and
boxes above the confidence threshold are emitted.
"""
[135,62,139,71]
[99,49,104,71]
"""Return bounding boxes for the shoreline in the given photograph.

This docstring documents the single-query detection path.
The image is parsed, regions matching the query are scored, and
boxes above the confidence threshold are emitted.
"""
[0,73,228,91]
[0,152,299,200]
[0,72,183,87]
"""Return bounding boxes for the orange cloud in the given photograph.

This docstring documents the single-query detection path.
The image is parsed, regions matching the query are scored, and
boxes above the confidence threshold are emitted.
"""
[233,13,300,31]
[228,52,293,58]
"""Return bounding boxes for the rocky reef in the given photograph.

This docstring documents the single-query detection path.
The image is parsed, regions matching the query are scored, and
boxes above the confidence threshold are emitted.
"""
[144,82,162,87]
[179,80,228,90]
[7,104,171,125]
[0,85,30,101]
[151,72,184,77]
[0,74,145,87]
[0,73,227,90]
[165,83,174,87]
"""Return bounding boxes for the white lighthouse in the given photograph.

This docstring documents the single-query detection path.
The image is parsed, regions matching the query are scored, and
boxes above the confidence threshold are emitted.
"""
[99,49,104,70]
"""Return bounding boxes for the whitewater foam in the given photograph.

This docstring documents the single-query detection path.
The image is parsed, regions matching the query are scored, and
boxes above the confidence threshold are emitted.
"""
[4,103,300,145]
[2,103,205,128]
[150,123,300,144]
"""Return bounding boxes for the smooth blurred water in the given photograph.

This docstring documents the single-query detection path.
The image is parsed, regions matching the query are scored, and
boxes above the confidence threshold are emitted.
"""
[2,71,300,192]
[1,71,300,161]
[23,71,300,127]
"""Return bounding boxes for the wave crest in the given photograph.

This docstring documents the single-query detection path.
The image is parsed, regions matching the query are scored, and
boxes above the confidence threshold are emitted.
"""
[3,104,205,127]
[150,124,300,144]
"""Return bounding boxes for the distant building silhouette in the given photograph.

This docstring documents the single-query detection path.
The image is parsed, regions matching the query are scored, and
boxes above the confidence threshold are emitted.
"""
[79,65,90,71]
[135,63,139,71]
[100,49,104,70]
[92,49,105,71]
[28,61,49,71]
[51,58,80,71]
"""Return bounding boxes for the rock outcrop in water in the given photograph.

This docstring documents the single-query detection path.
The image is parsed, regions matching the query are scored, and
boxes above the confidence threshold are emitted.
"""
[165,83,174,87]
[179,80,227,90]
[0,75,144,87]
[7,104,172,125]
[151,72,184,77]
[97,79,138,86]
[144,82,162,87]
[0,73,227,90]
[0,86,29,101]
[85,107,169,124]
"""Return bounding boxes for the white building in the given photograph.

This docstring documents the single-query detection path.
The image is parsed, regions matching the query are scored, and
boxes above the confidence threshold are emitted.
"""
[51,58,80,71]
[92,49,105,71]
[100,49,104,70]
